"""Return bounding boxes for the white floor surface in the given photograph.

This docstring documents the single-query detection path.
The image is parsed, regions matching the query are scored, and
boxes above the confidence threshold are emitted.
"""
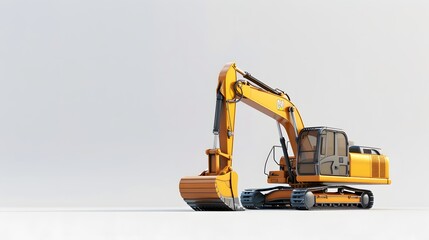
[0,207,426,240]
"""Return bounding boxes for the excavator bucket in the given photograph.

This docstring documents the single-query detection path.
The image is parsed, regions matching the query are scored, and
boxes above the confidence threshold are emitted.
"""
[179,171,243,211]
[178,63,243,211]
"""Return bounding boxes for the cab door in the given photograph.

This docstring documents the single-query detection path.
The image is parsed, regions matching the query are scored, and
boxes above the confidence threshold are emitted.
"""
[318,130,349,176]
[335,132,349,176]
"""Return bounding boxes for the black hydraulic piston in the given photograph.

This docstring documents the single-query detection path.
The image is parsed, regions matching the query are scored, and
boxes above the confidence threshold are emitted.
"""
[280,136,296,183]
[213,92,223,135]
[242,71,280,96]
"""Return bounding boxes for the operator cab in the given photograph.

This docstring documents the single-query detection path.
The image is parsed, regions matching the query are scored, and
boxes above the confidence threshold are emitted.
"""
[297,127,350,177]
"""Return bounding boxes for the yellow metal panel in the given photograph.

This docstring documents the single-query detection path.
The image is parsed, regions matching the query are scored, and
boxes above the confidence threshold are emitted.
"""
[372,155,380,177]
[384,156,390,179]
[267,170,287,183]
[315,194,361,204]
[265,189,293,202]
[296,175,390,184]
[349,153,372,178]
[349,153,391,184]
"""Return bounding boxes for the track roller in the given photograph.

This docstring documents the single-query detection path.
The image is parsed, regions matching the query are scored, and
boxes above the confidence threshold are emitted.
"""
[240,189,265,209]
[291,188,315,210]
[358,191,374,209]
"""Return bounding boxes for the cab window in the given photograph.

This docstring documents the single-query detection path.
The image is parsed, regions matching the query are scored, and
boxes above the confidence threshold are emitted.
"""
[326,131,335,156]
[299,130,318,163]
[336,133,347,156]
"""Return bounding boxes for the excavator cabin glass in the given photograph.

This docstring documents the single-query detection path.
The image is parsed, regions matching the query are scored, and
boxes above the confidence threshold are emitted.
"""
[297,128,350,177]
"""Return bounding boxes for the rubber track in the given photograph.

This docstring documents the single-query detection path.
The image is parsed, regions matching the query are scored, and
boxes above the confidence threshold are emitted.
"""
[241,185,374,210]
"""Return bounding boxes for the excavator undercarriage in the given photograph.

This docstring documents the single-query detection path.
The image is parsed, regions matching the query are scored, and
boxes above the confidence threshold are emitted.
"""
[241,185,374,210]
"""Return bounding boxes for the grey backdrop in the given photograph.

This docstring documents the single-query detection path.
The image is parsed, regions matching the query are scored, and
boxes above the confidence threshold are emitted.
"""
[0,0,427,208]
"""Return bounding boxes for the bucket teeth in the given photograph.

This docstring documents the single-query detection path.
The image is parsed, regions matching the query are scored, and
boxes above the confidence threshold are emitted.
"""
[184,198,242,211]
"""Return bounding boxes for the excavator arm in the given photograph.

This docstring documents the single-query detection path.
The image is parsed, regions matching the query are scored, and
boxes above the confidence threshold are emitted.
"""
[179,63,304,211]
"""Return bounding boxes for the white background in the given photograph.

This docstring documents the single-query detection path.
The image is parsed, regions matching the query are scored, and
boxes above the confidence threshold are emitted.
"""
[0,0,428,239]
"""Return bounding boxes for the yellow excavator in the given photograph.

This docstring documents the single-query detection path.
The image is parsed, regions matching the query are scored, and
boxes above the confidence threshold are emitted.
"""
[179,62,391,210]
